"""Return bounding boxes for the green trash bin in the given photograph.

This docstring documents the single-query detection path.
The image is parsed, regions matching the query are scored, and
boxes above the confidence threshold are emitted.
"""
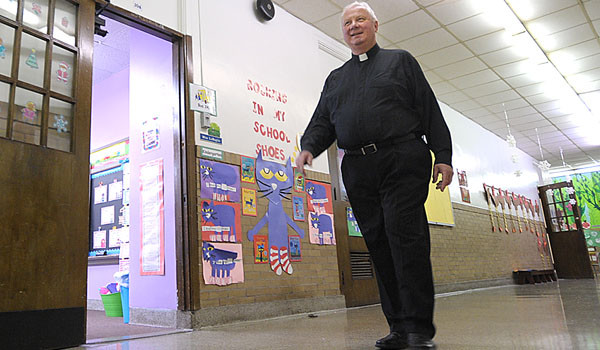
[100,292,123,317]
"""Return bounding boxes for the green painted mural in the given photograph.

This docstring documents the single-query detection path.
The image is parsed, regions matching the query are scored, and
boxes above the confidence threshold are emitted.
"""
[553,171,600,247]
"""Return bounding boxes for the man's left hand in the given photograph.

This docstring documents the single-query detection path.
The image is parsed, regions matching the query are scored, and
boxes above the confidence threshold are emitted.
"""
[432,163,453,192]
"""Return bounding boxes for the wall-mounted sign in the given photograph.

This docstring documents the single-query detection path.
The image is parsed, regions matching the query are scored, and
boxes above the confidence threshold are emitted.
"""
[190,83,217,116]
[201,146,224,161]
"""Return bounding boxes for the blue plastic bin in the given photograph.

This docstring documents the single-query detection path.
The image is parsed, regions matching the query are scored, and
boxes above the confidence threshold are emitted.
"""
[120,286,129,324]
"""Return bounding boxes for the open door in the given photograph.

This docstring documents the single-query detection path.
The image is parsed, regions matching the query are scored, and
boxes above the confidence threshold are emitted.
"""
[538,181,593,279]
[0,0,95,348]
[328,147,380,307]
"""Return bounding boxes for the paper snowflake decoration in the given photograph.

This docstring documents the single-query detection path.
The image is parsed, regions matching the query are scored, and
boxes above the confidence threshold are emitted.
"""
[536,160,551,171]
[506,134,517,147]
[511,154,519,163]
[53,115,68,133]
[514,170,523,177]
[569,199,577,205]
[566,187,575,195]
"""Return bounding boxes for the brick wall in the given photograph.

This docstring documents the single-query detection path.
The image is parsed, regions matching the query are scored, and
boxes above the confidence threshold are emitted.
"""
[197,149,341,308]
[196,149,549,308]
[431,202,549,287]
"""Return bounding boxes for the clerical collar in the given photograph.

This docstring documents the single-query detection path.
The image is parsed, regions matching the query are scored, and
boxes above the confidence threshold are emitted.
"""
[352,44,380,62]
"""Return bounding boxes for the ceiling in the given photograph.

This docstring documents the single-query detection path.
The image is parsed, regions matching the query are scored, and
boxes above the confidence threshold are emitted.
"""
[273,0,600,171]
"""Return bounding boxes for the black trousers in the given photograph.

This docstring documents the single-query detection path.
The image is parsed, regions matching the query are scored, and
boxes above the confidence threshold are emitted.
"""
[341,138,435,338]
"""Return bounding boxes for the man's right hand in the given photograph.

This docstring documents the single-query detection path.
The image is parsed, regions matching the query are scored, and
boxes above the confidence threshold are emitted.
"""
[295,150,313,174]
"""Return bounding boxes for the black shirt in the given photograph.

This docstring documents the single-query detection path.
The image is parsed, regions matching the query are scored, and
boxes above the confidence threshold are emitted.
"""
[301,44,452,166]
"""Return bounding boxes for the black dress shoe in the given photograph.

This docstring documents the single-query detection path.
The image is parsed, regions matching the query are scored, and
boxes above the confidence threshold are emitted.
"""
[407,333,436,349]
[375,331,408,349]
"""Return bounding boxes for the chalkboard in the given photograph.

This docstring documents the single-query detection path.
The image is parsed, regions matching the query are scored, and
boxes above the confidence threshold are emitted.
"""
[89,164,129,256]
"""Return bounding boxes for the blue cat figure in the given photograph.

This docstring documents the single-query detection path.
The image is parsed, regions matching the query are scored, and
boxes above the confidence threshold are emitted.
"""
[200,159,238,201]
[306,181,328,214]
[310,212,333,245]
[202,241,238,286]
[201,200,237,242]
[247,151,304,275]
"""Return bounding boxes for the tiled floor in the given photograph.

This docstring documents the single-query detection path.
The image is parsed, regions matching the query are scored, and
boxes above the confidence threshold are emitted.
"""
[73,279,600,349]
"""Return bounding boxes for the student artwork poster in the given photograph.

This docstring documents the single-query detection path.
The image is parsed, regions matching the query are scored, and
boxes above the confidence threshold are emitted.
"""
[200,159,241,202]
[202,242,244,286]
[242,188,257,216]
[200,200,242,242]
[305,180,333,214]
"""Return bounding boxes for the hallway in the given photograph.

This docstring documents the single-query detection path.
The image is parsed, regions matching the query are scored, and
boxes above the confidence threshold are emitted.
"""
[73,279,600,349]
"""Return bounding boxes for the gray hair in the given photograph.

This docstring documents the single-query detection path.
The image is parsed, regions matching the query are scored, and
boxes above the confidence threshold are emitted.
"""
[342,2,378,22]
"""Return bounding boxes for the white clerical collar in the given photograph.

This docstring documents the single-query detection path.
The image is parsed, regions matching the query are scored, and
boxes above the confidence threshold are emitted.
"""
[358,53,368,62]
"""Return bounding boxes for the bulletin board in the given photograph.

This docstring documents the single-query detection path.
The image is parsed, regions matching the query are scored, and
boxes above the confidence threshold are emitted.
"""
[89,164,127,256]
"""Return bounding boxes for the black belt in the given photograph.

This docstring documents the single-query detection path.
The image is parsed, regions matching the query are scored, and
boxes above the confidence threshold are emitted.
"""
[344,134,416,156]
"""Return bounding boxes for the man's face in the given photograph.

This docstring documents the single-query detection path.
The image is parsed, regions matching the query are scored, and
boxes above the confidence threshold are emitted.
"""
[342,6,378,54]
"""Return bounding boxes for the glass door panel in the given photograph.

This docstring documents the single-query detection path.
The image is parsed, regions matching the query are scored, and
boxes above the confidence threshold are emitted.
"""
[12,87,43,145]
[0,22,15,76]
[18,32,46,87]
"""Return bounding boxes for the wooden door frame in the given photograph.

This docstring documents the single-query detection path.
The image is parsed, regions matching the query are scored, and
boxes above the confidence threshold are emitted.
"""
[93,1,200,311]
[538,181,593,279]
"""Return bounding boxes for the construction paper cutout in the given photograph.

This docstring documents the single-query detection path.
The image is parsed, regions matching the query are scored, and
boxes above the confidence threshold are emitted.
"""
[294,169,304,192]
[202,242,244,286]
[253,235,268,264]
[247,151,304,275]
[21,101,36,121]
[56,61,69,83]
[0,38,5,59]
[142,117,160,152]
[61,16,69,28]
[305,180,333,214]
[289,236,301,262]
[242,188,257,216]
[293,196,304,221]
[200,159,240,202]
[31,2,42,15]
[347,207,362,237]
[53,115,68,133]
[201,200,241,242]
[25,49,38,69]
[309,212,336,245]
[240,156,256,184]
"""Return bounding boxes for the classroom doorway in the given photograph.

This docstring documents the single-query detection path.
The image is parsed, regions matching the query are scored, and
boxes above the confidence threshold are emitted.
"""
[86,10,195,341]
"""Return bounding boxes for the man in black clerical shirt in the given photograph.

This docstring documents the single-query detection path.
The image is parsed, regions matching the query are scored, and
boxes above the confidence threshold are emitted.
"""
[296,2,453,349]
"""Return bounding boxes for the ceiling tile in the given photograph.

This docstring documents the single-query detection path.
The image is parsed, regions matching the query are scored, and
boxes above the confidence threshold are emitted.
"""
[507,0,579,21]
[594,19,600,33]
[449,69,499,89]
[431,81,456,96]
[329,0,358,8]
[378,10,440,43]
[515,82,546,96]
[493,59,531,78]
[505,73,545,88]
[487,98,531,113]
[451,99,481,112]
[376,33,393,48]
[469,114,502,124]
[396,28,458,56]
[464,30,512,55]
[535,100,562,112]
[475,90,520,106]
[526,93,557,105]
[415,0,444,7]
[433,57,487,80]
[480,47,529,67]
[538,23,595,52]
[463,80,510,99]
[423,70,443,84]
[586,1,600,20]
[367,0,419,24]
[461,107,492,119]
[446,13,504,41]
[437,90,470,104]
[507,113,542,126]
[314,13,344,42]
[426,0,481,25]
[281,0,340,22]
[507,106,539,118]
[525,5,586,36]
[418,44,473,69]
[550,39,600,61]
